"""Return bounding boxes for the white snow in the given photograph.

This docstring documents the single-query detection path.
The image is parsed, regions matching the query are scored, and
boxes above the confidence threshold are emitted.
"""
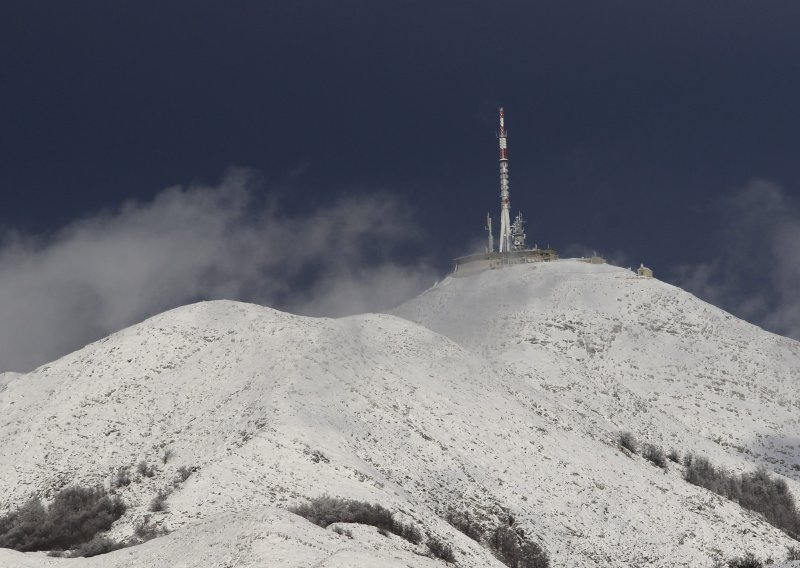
[1,259,799,567]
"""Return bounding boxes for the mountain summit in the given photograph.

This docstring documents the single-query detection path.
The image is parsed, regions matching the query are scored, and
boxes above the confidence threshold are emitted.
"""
[1,260,799,567]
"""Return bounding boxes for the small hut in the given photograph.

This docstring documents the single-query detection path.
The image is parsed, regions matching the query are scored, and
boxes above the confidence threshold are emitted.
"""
[637,264,653,278]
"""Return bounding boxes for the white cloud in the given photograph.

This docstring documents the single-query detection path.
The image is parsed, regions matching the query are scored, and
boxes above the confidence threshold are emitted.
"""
[0,169,436,372]
[675,179,800,340]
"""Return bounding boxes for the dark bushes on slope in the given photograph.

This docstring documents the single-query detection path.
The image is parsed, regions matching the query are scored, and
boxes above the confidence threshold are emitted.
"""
[149,488,171,512]
[395,521,423,544]
[428,536,456,563]
[684,454,800,539]
[69,535,127,558]
[175,465,193,483]
[491,524,550,568]
[133,515,169,542]
[290,496,422,544]
[447,510,484,542]
[136,460,156,478]
[618,431,637,454]
[725,551,763,568]
[112,467,131,489]
[447,508,550,568]
[0,485,125,552]
[642,444,668,469]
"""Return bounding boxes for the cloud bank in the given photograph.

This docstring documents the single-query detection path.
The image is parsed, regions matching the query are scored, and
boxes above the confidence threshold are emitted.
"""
[0,170,437,372]
[675,179,800,341]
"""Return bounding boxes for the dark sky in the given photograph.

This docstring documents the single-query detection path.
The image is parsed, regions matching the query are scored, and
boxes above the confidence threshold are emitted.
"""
[2,1,800,368]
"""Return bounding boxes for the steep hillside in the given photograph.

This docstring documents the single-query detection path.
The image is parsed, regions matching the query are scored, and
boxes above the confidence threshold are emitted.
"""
[395,260,800,480]
[0,372,19,392]
[1,261,799,567]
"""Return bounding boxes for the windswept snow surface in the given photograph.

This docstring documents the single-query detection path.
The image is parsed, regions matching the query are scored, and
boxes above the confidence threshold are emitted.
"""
[1,260,799,567]
[0,372,19,392]
[395,260,800,479]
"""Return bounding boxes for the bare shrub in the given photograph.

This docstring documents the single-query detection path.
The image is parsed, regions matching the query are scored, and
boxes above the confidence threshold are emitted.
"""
[667,448,680,463]
[447,510,483,542]
[726,551,763,568]
[162,448,174,465]
[491,524,549,568]
[290,495,422,544]
[149,489,170,512]
[332,525,353,538]
[136,460,155,478]
[175,466,193,483]
[427,537,456,563]
[684,454,721,489]
[133,515,168,542]
[395,521,423,545]
[112,467,131,489]
[618,431,637,454]
[786,545,800,561]
[70,535,126,557]
[642,444,668,469]
[309,449,330,464]
[0,486,125,552]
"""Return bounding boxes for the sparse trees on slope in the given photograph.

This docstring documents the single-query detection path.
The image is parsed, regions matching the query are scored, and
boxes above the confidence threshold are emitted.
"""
[684,454,800,539]
[618,431,637,454]
[290,496,422,544]
[0,485,125,552]
[491,520,549,568]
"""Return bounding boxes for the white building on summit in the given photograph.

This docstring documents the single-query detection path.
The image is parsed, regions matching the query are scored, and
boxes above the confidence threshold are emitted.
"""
[455,107,557,275]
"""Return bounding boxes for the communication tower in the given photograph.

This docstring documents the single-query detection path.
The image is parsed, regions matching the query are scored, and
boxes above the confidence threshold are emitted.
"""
[452,106,558,276]
[497,107,512,252]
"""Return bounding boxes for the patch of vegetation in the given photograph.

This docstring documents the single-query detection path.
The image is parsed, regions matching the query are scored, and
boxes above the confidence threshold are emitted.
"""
[149,488,171,512]
[395,521,423,544]
[112,467,132,489]
[642,444,668,469]
[309,449,330,464]
[162,448,174,464]
[786,545,800,561]
[136,460,156,478]
[446,510,483,542]
[175,465,193,483]
[725,551,763,568]
[428,536,456,563]
[0,485,125,553]
[133,515,169,542]
[684,453,800,539]
[332,525,353,539]
[490,522,550,568]
[290,496,423,545]
[667,448,681,464]
[618,431,638,454]
[69,535,127,558]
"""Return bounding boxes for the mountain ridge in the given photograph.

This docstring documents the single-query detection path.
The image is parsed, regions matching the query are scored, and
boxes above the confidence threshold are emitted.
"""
[1,261,799,567]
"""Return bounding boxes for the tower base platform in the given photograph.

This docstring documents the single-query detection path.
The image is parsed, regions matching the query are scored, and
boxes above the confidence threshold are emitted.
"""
[453,248,559,277]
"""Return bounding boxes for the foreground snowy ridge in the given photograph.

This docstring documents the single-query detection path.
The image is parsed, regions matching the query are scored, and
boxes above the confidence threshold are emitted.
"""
[1,260,799,567]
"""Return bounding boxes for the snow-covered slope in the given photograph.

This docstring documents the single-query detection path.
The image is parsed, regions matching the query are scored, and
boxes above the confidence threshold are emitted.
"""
[395,260,800,479]
[1,260,799,567]
[0,372,19,392]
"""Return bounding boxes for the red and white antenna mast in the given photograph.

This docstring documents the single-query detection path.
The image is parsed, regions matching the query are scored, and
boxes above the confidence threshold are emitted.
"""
[497,107,512,252]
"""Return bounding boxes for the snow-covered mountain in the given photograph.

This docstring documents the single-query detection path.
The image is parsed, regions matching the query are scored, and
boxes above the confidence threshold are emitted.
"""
[1,260,799,567]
